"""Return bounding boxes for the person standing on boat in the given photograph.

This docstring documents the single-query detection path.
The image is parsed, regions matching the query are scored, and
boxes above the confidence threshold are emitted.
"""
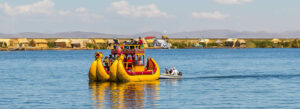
[135,56,143,65]
[138,37,143,49]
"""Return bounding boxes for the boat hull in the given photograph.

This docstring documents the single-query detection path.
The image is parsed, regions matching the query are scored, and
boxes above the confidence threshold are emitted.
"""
[96,59,110,81]
[109,60,119,82]
[159,74,182,79]
[88,60,98,81]
[89,52,110,82]
[117,55,160,82]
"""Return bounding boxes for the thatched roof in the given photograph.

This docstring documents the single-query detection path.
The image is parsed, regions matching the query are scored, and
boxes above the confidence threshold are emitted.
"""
[226,38,238,42]
[200,39,210,43]
[32,39,48,43]
[0,39,10,43]
[272,38,281,43]
[17,38,29,43]
[107,39,114,44]
[55,39,71,43]
[162,35,168,39]
[93,39,105,43]
[238,39,246,44]
[145,36,155,39]
[146,39,154,44]
[215,40,223,44]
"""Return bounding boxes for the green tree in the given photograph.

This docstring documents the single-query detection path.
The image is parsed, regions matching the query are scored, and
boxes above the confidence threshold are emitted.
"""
[47,42,55,48]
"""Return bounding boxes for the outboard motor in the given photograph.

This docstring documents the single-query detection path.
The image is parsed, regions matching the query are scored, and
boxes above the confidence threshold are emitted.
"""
[178,72,182,76]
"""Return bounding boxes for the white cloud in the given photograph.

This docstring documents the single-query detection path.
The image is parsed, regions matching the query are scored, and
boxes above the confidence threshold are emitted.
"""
[192,11,229,20]
[212,0,252,5]
[0,0,54,16]
[0,0,103,22]
[109,1,169,18]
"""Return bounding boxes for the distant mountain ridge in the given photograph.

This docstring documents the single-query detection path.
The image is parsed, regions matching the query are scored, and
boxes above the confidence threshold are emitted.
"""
[1,30,300,38]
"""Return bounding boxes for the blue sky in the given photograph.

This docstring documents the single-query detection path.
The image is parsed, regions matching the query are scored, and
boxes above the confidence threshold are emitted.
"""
[0,0,300,34]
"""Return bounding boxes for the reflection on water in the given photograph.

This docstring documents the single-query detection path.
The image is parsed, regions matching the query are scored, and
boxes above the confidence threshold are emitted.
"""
[89,81,160,108]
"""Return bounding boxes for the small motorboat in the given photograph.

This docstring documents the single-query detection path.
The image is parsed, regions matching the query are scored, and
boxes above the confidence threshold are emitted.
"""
[159,73,182,79]
[159,67,182,79]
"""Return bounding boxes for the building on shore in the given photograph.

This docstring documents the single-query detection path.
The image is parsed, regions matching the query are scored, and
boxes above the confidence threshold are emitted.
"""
[0,39,10,48]
[225,38,238,47]
[152,39,170,49]
[162,35,168,39]
[199,39,210,47]
[93,39,106,49]
[17,38,29,47]
[145,36,155,45]
[32,39,48,48]
[55,39,71,48]
[215,40,223,46]
[70,39,89,48]
[107,39,115,49]
[236,39,246,48]
[145,36,156,40]
[9,39,19,48]
[272,38,281,44]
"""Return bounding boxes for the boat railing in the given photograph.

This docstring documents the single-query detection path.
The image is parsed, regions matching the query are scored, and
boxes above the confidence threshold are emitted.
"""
[124,62,134,71]
[111,48,144,54]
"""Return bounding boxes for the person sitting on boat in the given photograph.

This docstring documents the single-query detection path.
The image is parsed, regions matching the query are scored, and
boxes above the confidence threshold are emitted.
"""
[165,68,170,74]
[171,67,179,76]
[138,56,143,65]
[104,56,110,71]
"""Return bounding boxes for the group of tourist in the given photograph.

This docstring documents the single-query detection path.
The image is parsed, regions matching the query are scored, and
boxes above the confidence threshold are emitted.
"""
[103,54,116,71]
[103,37,145,71]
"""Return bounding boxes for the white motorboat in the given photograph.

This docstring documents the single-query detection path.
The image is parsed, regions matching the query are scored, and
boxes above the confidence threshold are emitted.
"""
[159,73,182,79]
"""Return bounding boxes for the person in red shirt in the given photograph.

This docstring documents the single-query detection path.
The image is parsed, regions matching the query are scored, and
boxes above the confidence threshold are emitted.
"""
[127,57,133,69]
[138,37,143,49]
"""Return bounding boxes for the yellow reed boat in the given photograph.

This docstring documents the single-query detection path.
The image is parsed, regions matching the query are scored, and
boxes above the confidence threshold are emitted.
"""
[89,43,160,82]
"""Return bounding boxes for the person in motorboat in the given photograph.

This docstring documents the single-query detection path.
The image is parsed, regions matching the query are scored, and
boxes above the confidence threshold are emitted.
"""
[165,67,182,76]
[160,67,183,79]
[165,68,170,74]
[165,67,172,74]
[170,67,179,76]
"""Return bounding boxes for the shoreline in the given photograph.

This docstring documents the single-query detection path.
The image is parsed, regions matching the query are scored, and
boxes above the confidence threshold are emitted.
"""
[0,47,297,51]
[1,38,300,51]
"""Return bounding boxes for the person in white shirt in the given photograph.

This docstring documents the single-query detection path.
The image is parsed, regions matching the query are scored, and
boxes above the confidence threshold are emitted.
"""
[171,67,179,76]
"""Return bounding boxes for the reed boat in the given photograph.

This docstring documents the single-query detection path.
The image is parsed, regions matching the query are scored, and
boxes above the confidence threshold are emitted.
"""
[89,43,160,82]
[89,52,110,81]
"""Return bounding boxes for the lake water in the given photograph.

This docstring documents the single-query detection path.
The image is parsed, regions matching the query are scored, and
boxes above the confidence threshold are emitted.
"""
[1,49,300,108]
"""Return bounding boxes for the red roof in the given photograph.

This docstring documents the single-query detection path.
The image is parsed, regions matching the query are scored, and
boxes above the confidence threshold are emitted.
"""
[145,36,156,39]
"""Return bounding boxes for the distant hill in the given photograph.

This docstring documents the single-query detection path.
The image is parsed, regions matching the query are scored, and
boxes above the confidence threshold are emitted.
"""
[1,30,300,38]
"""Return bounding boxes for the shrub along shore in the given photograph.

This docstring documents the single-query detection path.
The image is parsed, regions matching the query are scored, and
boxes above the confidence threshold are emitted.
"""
[0,38,300,51]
